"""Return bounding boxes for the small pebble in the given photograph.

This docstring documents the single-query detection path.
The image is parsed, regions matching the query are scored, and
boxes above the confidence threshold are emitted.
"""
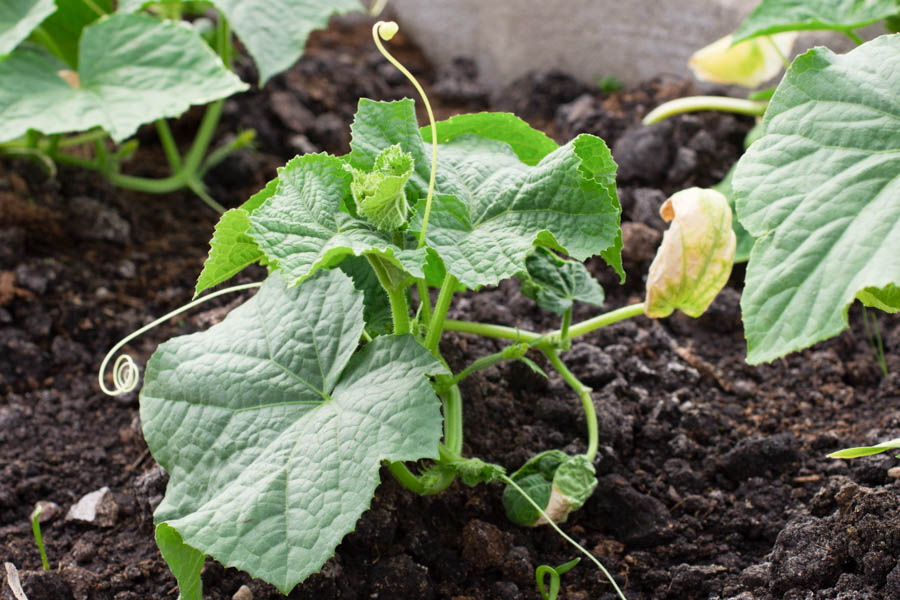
[66,487,118,527]
[34,500,61,523]
[232,584,253,600]
[887,466,900,479]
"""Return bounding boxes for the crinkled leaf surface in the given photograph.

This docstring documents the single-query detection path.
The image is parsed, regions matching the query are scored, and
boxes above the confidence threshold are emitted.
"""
[338,256,394,336]
[0,0,54,56]
[733,36,900,364]
[421,112,558,166]
[733,0,899,42]
[29,0,112,68]
[141,270,446,594]
[195,178,276,296]
[155,524,204,600]
[248,153,427,286]
[520,247,605,316]
[418,133,622,288]
[0,13,246,143]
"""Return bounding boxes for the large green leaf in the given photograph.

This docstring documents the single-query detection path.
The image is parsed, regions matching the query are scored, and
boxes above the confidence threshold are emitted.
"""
[0,0,54,56]
[0,13,246,143]
[733,35,900,364]
[519,247,605,316]
[142,270,446,594]
[155,523,205,600]
[421,112,558,166]
[28,0,112,68]
[733,0,899,42]
[418,133,622,289]
[213,0,360,85]
[247,152,428,286]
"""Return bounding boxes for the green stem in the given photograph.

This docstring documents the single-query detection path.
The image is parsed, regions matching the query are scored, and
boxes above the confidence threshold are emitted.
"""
[386,461,427,494]
[416,279,433,325]
[642,96,767,125]
[216,12,233,69]
[57,129,108,148]
[424,274,458,353]
[155,119,182,170]
[367,256,411,335]
[93,138,107,169]
[53,151,99,170]
[443,319,542,343]
[30,506,50,571]
[83,0,107,16]
[543,348,597,461]
[442,343,529,390]
[565,302,644,339]
[187,178,227,214]
[844,29,864,45]
[560,307,572,350]
[441,382,463,456]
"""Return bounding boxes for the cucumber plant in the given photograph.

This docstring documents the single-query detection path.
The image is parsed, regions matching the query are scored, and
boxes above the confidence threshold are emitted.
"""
[99,20,739,599]
[0,0,363,211]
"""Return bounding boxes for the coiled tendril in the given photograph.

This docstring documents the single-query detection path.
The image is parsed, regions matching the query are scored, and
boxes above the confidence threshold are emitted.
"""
[98,282,262,396]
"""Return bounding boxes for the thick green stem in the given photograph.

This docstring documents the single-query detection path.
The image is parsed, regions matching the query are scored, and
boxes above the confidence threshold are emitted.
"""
[386,462,427,494]
[443,319,542,343]
[441,382,463,456]
[565,302,644,339]
[367,256,411,335]
[543,349,597,461]
[216,13,233,68]
[642,96,767,125]
[424,274,457,353]
[155,120,182,170]
[560,307,572,350]
[416,279,433,325]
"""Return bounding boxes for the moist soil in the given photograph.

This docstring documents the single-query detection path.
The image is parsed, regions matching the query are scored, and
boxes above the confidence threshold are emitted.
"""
[3,16,900,600]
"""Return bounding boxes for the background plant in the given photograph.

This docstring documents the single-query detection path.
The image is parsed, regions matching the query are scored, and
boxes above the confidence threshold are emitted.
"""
[0,0,365,210]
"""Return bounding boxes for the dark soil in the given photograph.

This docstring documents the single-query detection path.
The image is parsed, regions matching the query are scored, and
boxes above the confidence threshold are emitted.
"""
[3,15,900,600]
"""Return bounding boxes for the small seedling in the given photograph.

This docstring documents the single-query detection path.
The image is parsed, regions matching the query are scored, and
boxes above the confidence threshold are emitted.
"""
[30,505,49,571]
[536,558,581,600]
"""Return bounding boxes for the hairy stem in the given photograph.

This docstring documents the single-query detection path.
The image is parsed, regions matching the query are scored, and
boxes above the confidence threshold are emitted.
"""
[642,96,767,125]
[441,382,463,456]
[443,319,542,343]
[424,274,458,353]
[542,348,597,461]
[367,256,411,335]
[416,279,433,325]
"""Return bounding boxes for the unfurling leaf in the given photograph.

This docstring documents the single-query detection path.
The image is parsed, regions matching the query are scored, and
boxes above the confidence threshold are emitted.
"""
[345,144,414,232]
[503,450,597,527]
[644,188,736,319]
[689,33,796,88]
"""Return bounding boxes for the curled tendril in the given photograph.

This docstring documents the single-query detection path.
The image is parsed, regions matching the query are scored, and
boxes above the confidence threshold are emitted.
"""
[98,282,262,396]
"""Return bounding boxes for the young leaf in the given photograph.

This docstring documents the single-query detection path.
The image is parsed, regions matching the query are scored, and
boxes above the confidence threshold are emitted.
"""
[733,0,899,43]
[417,133,622,289]
[345,144,414,232]
[519,248,605,316]
[195,177,277,297]
[421,112,559,166]
[857,283,900,313]
[502,451,598,527]
[0,13,247,143]
[644,188,736,319]
[733,36,900,364]
[829,438,900,459]
[247,153,427,286]
[155,524,205,600]
[141,270,447,594]
[0,0,55,56]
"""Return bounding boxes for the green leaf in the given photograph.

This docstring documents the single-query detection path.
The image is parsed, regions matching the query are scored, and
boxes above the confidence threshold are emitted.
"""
[733,36,900,364]
[195,178,276,297]
[421,112,558,166]
[502,451,597,527]
[28,0,112,68]
[419,133,622,289]
[141,270,447,594]
[0,0,55,56]
[345,144,414,232]
[504,473,552,526]
[212,0,361,85]
[733,0,898,42]
[247,152,427,286]
[519,248,605,316]
[0,13,246,143]
[338,255,394,336]
[829,437,900,459]
[155,523,205,600]
[857,283,900,313]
